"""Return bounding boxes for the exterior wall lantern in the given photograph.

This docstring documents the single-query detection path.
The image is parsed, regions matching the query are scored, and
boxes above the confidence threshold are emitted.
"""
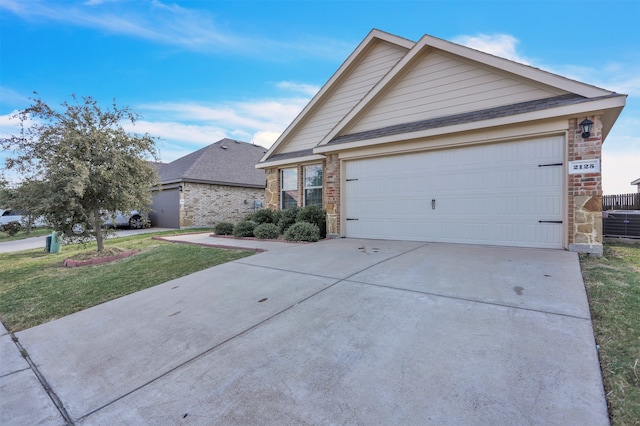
[580,118,593,139]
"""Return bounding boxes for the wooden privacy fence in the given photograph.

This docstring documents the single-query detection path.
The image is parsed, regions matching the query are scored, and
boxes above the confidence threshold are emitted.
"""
[602,193,640,210]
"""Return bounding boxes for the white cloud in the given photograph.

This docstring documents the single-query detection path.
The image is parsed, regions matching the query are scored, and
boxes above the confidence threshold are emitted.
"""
[0,87,311,165]
[123,120,226,145]
[133,94,311,161]
[452,34,532,65]
[276,81,320,97]
[601,150,640,195]
[0,0,350,60]
[0,111,21,138]
[251,131,283,148]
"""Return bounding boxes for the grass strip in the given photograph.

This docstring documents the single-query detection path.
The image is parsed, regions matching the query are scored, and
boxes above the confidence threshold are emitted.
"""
[0,227,54,241]
[580,242,640,425]
[0,234,253,332]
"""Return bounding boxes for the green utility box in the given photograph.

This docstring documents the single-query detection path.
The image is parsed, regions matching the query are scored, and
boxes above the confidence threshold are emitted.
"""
[49,231,62,254]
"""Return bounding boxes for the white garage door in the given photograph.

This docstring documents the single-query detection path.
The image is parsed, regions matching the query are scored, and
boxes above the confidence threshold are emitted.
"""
[344,136,564,249]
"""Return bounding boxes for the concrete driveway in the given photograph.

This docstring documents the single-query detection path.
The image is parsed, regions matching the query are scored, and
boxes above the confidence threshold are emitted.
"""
[5,238,608,425]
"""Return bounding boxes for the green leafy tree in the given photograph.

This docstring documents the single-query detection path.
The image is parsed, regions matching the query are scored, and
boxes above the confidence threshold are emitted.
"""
[0,178,48,235]
[1,95,159,251]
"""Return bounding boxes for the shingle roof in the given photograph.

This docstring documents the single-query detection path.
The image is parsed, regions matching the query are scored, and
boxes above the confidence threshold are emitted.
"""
[261,148,316,164]
[159,139,267,188]
[328,93,603,145]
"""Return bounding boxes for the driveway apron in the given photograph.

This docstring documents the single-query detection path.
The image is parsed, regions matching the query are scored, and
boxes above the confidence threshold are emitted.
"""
[12,238,608,425]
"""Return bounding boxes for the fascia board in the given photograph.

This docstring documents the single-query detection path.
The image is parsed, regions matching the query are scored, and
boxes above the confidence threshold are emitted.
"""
[259,29,415,164]
[601,104,625,141]
[313,96,626,154]
[256,154,326,169]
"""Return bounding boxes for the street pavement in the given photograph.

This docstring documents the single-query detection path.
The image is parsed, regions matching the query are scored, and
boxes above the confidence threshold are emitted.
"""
[0,227,172,253]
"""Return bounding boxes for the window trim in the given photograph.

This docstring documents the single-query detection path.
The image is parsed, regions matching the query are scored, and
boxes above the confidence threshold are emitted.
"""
[303,164,323,207]
[280,167,298,210]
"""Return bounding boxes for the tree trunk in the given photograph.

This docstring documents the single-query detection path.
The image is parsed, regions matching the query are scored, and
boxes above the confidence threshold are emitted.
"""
[25,215,33,235]
[93,209,104,252]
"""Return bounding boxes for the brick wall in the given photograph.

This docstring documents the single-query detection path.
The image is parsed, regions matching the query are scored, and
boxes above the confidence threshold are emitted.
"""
[180,182,265,228]
[567,115,604,255]
[324,153,341,236]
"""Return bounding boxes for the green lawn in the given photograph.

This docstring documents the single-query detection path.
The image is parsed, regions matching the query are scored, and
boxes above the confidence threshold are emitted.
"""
[0,232,253,332]
[580,242,640,425]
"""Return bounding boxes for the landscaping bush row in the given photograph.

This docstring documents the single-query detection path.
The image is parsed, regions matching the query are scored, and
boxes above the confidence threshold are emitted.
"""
[1,221,22,236]
[213,205,326,242]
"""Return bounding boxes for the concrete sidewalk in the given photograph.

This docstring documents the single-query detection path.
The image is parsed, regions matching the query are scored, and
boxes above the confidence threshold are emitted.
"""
[2,236,608,425]
[0,322,64,424]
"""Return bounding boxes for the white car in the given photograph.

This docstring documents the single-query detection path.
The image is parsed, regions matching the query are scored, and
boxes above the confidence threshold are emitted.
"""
[0,209,47,227]
[101,211,150,229]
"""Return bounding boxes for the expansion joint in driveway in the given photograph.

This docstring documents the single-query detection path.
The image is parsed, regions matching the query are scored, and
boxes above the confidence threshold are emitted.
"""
[348,280,592,321]
[77,274,342,422]
[79,243,430,421]
[11,334,75,425]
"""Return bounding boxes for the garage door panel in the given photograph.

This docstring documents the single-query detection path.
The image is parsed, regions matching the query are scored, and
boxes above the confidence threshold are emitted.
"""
[345,136,564,249]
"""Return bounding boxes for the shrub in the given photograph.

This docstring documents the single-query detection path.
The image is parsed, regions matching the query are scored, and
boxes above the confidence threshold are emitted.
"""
[248,209,275,224]
[296,205,326,238]
[1,221,22,237]
[232,220,257,238]
[253,223,280,240]
[284,221,320,242]
[213,222,234,236]
[277,206,299,234]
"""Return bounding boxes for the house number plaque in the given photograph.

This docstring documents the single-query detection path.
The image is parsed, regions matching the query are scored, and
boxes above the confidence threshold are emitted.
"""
[568,159,600,174]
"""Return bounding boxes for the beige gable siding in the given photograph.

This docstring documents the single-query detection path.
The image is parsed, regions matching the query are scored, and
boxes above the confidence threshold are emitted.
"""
[348,51,569,134]
[280,41,407,154]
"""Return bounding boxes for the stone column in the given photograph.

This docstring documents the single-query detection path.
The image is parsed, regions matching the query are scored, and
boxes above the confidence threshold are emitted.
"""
[568,115,604,255]
[265,168,279,210]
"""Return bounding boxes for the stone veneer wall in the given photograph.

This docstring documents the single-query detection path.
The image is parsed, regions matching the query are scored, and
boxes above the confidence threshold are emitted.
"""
[180,182,265,228]
[264,159,339,235]
[568,115,604,255]
[265,168,279,210]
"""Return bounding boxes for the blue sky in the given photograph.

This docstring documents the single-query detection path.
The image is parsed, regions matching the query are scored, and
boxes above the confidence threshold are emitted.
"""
[1,0,639,194]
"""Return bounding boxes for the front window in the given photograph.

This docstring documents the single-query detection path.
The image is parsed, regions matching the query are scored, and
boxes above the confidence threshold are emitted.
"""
[304,164,323,207]
[281,168,298,209]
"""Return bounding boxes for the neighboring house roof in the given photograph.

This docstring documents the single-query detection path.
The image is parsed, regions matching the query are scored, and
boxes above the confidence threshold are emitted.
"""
[160,139,267,188]
[148,161,168,176]
[258,29,626,167]
[631,178,640,185]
